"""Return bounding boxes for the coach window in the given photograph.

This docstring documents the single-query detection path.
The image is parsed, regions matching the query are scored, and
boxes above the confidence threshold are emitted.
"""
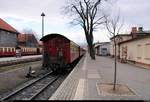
[8,48,11,52]
[4,48,7,52]
[0,48,2,52]
[13,48,15,52]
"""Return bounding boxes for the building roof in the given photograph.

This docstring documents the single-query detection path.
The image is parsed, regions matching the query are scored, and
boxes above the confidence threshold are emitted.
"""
[110,34,131,40]
[0,18,19,33]
[94,42,110,48]
[40,33,70,41]
[18,34,37,42]
[118,35,150,45]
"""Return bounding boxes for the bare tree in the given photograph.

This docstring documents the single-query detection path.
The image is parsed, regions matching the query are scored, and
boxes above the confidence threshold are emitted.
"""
[104,12,123,90]
[64,0,107,60]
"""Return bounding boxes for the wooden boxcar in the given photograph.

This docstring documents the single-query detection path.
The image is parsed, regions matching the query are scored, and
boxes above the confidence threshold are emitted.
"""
[40,33,84,72]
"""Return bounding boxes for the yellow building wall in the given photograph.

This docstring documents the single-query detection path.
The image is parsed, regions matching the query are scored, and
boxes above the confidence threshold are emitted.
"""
[120,37,150,65]
[110,35,132,57]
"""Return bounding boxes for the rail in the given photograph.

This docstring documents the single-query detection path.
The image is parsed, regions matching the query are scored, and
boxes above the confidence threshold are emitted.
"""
[0,71,60,101]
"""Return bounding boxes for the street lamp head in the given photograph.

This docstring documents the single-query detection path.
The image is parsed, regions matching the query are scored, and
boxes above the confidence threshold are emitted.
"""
[41,12,45,17]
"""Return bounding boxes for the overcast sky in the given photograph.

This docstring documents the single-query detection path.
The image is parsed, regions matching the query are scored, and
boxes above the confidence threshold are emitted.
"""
[0,0,150,46]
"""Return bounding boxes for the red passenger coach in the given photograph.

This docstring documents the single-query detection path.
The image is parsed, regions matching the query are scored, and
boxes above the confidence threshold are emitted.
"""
[40,33,85,73]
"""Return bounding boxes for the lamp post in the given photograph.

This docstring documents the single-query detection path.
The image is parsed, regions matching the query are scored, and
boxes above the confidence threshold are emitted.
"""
[41,12,45,37]
[41,12,45,69]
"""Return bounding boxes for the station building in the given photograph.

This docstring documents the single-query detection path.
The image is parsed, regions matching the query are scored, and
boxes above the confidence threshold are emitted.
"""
[110,27,150,68]
[0,18,19,54]
[118,28,150,68]
[110,27,150,58]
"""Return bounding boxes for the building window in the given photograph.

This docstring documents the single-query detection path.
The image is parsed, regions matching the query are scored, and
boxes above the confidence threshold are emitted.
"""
[102,48,107,51]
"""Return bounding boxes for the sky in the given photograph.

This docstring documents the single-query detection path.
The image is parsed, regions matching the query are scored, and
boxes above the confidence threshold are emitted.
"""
[0,0,150,46]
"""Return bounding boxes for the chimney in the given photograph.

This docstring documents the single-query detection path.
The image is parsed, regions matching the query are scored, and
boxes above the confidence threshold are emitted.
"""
[131,27,137,34]
[138,27,143,33]
[131,27,137,38]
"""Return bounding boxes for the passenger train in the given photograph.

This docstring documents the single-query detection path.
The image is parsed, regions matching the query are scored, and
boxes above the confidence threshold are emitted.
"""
[0,47,42,57]
[40,33,86,73]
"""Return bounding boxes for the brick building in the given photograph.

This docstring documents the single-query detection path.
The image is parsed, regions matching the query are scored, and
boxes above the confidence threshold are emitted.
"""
[18,33,38,47]
[18,33,41,55]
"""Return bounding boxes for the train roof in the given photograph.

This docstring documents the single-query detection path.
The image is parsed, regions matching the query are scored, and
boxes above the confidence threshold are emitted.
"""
[40,33,70,41]
[40,33,80,47]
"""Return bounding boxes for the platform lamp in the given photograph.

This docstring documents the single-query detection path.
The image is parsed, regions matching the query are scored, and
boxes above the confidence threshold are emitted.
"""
[41,12,45,37]
[41,12,45,69]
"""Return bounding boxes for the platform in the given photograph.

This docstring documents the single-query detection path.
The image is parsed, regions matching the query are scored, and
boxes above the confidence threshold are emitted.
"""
[49,53,150,100]
[0,55,42,62]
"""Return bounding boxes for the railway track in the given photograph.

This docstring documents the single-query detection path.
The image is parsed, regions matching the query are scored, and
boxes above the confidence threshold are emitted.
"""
[0,71,60,101]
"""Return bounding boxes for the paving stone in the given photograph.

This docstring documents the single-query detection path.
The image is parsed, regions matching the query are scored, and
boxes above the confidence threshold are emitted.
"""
[49,54,150,100]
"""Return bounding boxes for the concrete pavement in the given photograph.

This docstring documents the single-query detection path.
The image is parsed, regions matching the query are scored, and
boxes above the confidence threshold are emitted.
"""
[50,54,150,100]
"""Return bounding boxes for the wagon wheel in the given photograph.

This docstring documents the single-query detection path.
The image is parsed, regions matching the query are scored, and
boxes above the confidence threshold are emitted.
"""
[51,63,59,73]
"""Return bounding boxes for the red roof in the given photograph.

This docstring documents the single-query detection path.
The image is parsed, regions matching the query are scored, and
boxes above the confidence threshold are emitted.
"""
[0,18,18,33]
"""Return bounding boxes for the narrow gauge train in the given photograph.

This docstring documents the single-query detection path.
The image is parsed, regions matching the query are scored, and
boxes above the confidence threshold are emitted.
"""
[0,47,16,57]
[40,33,85,73]
[0,47,42,57]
